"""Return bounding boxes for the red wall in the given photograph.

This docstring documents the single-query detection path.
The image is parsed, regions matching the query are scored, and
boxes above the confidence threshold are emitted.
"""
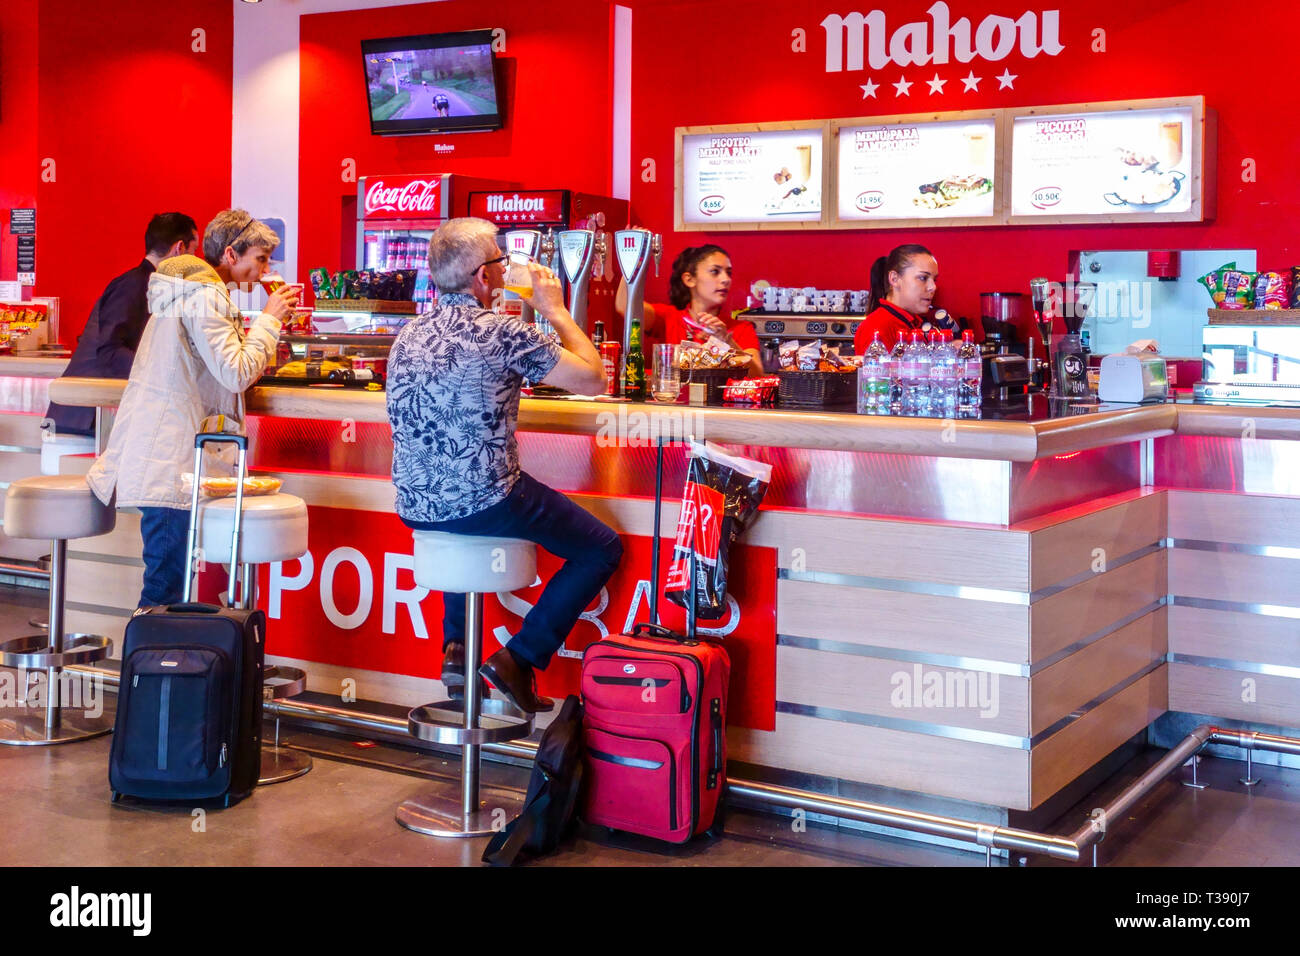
[0,0,233,342]
[627,0,1300,330]
[298,0,617,277]
[0,0,39,282]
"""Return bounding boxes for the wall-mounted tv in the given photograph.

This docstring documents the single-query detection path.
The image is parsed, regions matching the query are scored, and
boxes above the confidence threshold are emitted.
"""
[361,29,502,136]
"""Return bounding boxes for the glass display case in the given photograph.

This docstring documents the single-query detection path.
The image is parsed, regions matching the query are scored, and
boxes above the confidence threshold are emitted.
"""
[262,333,397,389]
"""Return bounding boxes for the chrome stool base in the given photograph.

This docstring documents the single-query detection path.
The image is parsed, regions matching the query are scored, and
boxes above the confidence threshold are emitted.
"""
[259,747,313,785]
[396,785,528,838]
[0,707,114,746]
[408,698,533,747]
[258,665,313,786]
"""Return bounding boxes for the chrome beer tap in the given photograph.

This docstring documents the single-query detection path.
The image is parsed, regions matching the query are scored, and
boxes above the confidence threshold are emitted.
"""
[651,233,663,278]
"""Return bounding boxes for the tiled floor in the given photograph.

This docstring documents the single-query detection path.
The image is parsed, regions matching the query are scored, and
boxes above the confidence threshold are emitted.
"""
[1,587,1296,867]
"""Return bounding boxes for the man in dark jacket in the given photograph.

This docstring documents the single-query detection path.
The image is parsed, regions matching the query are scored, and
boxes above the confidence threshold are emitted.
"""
[44,212,198,436]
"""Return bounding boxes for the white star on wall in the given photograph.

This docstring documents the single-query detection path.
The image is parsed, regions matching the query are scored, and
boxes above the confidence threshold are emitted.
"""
[893,76,913,97]
[961,71,982,92]
[860,79,879,99]
[926,73,947,95]
[996,69,1017,90]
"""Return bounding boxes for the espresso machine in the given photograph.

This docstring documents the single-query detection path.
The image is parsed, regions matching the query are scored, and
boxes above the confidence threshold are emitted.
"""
[614,228,662,357]
[979,291,1032,403]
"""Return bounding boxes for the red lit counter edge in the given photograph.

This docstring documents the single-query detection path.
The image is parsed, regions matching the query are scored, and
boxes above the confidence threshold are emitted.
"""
[23,373,1300,827]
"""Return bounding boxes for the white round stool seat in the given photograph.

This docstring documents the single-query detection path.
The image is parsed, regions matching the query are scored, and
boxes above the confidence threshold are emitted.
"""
[412,531,536,593]
[3,475,115,541]
[198,493,308,564]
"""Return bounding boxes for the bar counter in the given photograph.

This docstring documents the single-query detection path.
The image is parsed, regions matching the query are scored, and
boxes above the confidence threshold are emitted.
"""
[4,362,1299,831]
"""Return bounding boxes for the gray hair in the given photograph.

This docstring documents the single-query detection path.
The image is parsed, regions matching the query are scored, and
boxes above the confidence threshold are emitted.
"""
[428,217,499,292]
[202,208,280,267]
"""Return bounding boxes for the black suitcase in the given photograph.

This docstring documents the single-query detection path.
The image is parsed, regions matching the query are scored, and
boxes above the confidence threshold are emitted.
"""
[109,433,264,806]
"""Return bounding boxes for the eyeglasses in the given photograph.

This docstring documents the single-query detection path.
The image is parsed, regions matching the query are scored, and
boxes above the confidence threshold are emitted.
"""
[480,254,508,270]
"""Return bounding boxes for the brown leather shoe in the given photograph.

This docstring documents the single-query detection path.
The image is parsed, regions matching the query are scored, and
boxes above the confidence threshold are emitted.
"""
[479,648,555,714]
[440,643,464,688]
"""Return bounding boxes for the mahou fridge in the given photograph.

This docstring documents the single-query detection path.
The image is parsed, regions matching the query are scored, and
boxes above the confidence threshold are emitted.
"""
[355,173,507,309]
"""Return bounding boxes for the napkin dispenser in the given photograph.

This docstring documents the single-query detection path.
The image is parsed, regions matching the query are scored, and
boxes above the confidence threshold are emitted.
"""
[1098,354,1169,403]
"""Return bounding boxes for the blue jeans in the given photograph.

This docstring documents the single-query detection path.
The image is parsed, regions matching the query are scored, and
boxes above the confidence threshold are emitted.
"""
[139,507,191,608]
[404,472,624,670]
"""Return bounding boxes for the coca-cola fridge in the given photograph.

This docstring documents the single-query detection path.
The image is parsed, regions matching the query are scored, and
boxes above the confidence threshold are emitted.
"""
[465,188,628,334]
[356,173,509,309]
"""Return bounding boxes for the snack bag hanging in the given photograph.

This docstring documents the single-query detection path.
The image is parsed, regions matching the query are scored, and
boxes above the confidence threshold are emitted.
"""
[665,440,772,620]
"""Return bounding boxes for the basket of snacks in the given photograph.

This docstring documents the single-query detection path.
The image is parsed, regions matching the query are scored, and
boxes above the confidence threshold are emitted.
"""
[776,341,860,408]
[677,338,751,405]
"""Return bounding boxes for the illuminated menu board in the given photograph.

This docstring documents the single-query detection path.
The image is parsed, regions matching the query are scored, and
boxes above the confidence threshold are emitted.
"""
[678,124,826,230]
[833,114,999,225]
[1009,102,1206,222]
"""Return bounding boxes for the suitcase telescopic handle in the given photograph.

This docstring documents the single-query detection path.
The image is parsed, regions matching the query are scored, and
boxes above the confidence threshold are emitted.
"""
[182,432,251,606]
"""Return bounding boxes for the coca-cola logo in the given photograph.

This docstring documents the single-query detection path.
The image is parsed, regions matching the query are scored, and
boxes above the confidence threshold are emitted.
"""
[364,178,441,216]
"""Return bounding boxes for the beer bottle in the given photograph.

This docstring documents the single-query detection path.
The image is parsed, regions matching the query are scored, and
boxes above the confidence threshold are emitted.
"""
[591,320,606,347]
[625,317,646,401]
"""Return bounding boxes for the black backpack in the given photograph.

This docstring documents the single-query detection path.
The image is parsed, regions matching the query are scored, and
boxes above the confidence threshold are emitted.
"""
[481,695,585,866]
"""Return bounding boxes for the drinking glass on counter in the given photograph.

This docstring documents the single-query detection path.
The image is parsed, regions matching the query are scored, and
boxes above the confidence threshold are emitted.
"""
[651,344,681,402]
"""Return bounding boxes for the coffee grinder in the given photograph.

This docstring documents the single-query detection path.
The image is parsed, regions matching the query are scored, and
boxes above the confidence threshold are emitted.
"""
[1029,277,1053,394]
[979,291,1031,403]
[1053,281,1094,398]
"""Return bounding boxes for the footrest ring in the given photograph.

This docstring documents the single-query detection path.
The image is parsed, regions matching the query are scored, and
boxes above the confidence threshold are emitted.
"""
[407,699,534,746]
[0,634,111,669]
[262,665,307,700]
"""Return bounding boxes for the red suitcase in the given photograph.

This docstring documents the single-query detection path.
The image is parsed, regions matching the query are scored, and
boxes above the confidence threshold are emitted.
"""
[580,439,731,843]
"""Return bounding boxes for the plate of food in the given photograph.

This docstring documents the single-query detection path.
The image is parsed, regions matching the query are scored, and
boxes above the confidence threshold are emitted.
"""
[913,174,993,210]
[1103,169,1185,208]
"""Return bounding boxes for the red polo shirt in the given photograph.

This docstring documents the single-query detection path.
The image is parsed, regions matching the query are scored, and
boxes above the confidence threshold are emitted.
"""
[854,301,921,354]
[645,302,760,352]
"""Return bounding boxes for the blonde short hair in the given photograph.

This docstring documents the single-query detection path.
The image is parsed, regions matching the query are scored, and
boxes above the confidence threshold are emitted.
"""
[202,209,280,267]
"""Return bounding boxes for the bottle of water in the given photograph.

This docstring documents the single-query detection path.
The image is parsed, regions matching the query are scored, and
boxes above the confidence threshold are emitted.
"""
[902,331,931,414]
[889,333,907,411]
[927,332,958,415]
[858,331,891,413]
[957,330,982,411]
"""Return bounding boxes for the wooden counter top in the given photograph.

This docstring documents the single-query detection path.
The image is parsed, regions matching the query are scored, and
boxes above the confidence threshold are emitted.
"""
[0,355,71,379]
[41,375,1217,462]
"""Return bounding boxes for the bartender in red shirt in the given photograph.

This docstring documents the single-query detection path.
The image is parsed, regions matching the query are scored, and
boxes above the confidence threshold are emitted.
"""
[853,243,939,354]
[616,244,764,377]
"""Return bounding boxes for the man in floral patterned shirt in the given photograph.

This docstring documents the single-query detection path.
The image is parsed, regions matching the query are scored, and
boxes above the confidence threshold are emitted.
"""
[387,217,614,713]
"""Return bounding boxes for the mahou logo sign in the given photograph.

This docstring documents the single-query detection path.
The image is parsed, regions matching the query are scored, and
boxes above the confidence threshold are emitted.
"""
[363,177,441,217]
[821,1,1065,72]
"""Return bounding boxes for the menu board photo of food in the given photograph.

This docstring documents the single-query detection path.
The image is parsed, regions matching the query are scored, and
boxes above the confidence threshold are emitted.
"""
[1010,105,1196,218]
[835,117,998,222]
[679,126,824,227]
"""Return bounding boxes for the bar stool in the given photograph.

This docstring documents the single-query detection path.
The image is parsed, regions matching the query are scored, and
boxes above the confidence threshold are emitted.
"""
[197,492,313,785]
[28,433,97,632]
[0,476,115,745]
[396,531,536,838]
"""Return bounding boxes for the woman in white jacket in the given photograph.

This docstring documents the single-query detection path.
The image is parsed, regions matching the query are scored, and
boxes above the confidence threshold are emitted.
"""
[87,210,299,606]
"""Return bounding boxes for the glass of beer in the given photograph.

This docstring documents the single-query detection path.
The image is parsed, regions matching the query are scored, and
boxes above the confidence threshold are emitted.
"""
[503,253,534,301]
[260,273,286,296]
[1159,120,1184,169]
